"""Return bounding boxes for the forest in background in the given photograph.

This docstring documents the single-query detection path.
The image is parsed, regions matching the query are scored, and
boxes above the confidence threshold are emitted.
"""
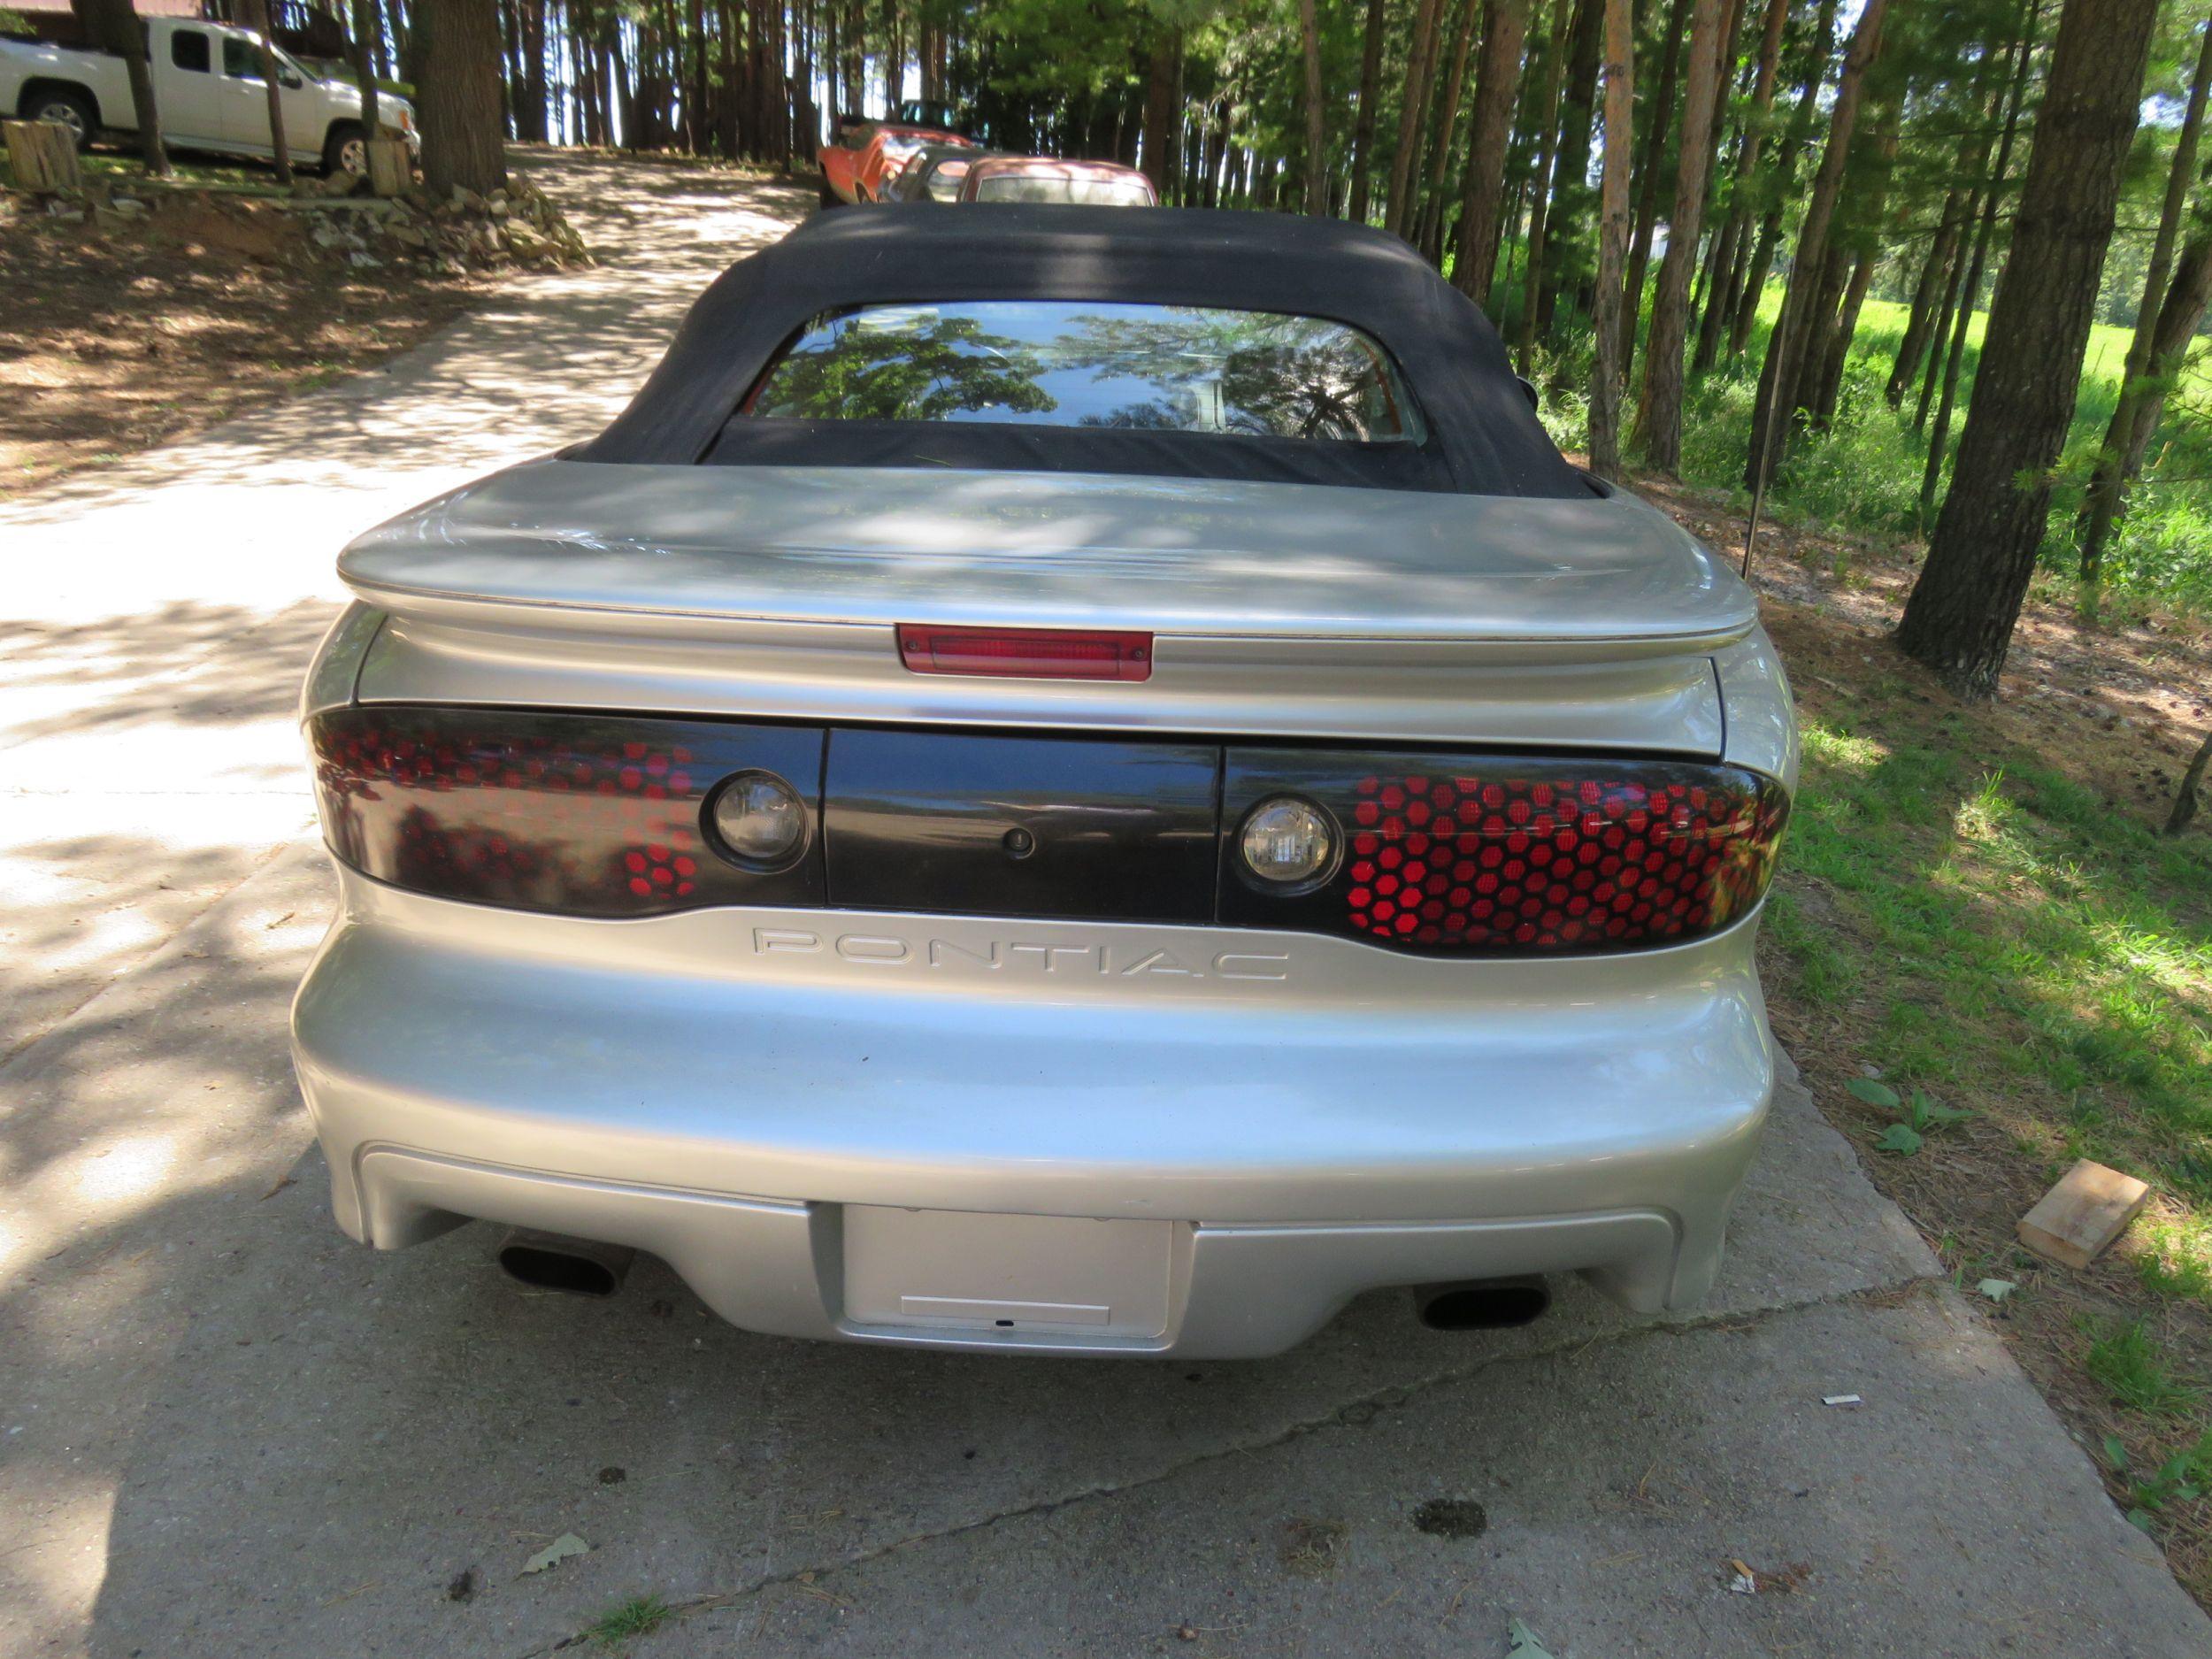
[41,0,2212,694]
[244,0,2210,658]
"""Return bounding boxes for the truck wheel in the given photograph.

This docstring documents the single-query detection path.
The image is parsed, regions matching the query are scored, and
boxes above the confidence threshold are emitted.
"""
[818,176,843,209]
[24,88,96,152]
[322,121,369,180]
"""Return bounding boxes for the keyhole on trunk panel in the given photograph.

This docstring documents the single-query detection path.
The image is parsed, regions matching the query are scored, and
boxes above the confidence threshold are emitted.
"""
[1002,826,1036,859]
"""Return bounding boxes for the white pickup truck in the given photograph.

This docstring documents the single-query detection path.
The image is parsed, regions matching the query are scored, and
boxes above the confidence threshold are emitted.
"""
[0,16,415,176]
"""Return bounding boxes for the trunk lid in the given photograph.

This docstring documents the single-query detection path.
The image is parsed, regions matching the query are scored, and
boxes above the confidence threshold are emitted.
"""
[341,460,1748,755]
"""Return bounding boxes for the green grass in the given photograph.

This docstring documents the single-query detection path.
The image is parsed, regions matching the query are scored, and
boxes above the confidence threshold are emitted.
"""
[1780,707,2212,1209]
[588,1594,674,1647]
[2089,1320,2206,1417]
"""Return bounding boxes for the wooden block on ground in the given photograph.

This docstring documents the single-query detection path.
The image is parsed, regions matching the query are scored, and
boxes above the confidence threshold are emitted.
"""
[2017,1159,2150,1270]
[365,136,411,198]
[4,119,81,195]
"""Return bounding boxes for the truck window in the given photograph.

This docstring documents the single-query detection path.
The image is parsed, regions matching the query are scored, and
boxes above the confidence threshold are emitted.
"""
[222,37,258,78]
[171,29,211,73]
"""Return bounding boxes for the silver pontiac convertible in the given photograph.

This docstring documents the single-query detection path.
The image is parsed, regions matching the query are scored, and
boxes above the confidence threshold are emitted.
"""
[293,207,1796,1357]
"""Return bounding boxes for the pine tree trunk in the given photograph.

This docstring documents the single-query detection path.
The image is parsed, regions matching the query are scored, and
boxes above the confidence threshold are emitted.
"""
[242,0,294,184]
[351,0,382,132]
[81,0,171,174]
[1899,0,2161,699]
[1419,0,1484,263]
[1588,0,1635,480]
[1628,0,1724,472]
[1203,100,1229,207]
[1692,0,1786,373]
[1532,0,1602,339]
[1916,15,2034,518]
[2078,16,2212,584]
[1349,0,1394,224]
[1681,0,1744,345]
[1726,204,1780,354]
[1793,106,1894,428]
[1386,0,1447,234]
[1513,0,1574,366]
[685,0,706,151]
[1452,0,1531,307]
[521,0,548,142]
[1740,0,1885,492]
[1142,26,1181,199]
[1299,0,1329,215]
[1621,0,1689,364]
[419,0,510,196]
[1912,187,1977,428]
[1726,0,1837,359]
[2077,225,2212,580]
[1809,250,1875,425]
[1886,188,1969,406]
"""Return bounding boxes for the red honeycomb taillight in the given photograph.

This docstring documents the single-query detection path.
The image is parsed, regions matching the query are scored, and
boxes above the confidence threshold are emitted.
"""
[306,706,824,917]
[1220,752,1788,956]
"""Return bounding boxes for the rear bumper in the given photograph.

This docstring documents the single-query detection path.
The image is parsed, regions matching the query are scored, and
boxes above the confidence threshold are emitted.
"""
[292,871,1777,1357]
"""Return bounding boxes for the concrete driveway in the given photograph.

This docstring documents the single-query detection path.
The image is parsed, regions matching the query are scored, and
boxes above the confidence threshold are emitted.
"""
[2,151,2205,1659]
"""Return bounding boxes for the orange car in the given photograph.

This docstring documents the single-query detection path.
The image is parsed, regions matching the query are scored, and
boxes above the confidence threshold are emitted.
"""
[819,119,975,207]
[955,156,1158,207]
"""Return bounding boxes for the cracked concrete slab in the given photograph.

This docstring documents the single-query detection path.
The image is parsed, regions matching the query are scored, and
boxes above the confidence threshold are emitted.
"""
[646,1290,2200,1659]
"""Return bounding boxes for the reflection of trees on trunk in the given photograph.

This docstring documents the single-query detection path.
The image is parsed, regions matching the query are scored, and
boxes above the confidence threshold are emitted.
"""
[750,315,1056,421]
[1053,311,1402,441]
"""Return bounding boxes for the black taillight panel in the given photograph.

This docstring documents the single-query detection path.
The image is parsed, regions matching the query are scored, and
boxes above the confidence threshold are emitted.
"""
[309,706,825,918]
[1219,749,1787,955]
[821,728,1218,922]
[309,706,1786,951]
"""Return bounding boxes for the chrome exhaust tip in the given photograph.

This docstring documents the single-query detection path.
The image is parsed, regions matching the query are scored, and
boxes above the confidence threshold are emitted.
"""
[495,1228,635,1298]
[1413,1275,1551,1331]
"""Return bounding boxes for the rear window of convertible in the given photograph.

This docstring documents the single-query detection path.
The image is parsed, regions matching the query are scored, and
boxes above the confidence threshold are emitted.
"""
[741,301,1426,444]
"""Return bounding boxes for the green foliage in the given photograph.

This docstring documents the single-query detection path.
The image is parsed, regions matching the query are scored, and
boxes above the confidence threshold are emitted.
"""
[2104,1431,2212,1533]
[588,1594,674,1647]
[2087,1321,2204,1418]
[1848,1076,1970,1156]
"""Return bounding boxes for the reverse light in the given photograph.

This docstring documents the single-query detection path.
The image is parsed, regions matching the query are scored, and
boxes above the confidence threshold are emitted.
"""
[896,625,1154,681]
[1239,796,1340,890]
[708,770,810,869]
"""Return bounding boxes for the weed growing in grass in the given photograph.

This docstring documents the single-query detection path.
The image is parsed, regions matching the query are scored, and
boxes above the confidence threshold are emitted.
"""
[589,1594,673,1647]
[1847,1078,1971,1155]
[2086,1320,2204,1417]
[2105,1432,2212,1532]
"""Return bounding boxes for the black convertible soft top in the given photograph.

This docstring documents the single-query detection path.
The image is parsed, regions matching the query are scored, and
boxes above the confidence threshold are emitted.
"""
[578,205,1590,499]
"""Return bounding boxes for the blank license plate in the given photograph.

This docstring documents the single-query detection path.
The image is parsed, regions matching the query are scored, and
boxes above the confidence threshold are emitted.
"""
[842,1207,1175,1338]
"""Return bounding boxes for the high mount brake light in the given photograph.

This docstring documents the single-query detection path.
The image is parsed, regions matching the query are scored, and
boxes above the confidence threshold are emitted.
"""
[896,625,1154,681]
[307,707,824,917]
[1221,753,1788,956]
